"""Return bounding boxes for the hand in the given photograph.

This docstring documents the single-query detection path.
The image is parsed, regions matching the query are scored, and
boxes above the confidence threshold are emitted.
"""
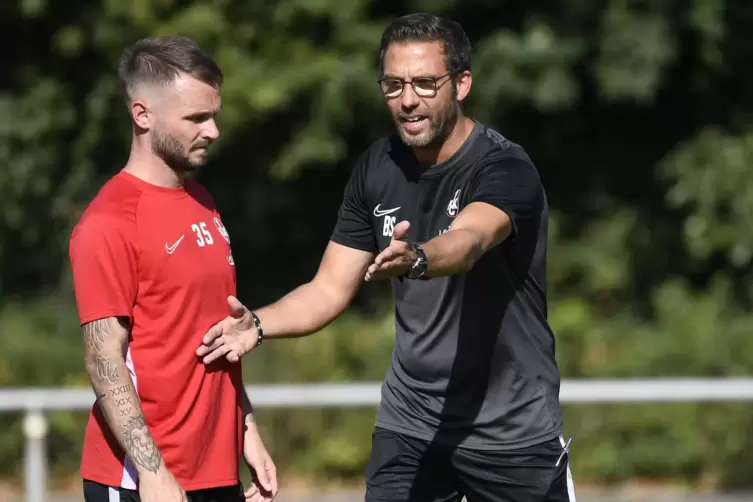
[138,469,187,502]
[196,296,258,364]
[243,423,278,501]
[365,221,417,281]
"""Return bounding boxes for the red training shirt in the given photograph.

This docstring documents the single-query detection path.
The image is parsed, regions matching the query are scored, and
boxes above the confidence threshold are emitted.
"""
[69,170,243,491]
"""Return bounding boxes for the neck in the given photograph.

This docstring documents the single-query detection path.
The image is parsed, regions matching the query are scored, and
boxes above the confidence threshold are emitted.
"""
[413,115,475,166]
[123,139,184,189]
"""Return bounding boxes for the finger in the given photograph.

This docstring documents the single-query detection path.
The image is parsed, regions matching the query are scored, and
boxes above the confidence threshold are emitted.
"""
[202,334,227,352]
[245,483,259,497]
[201,345,230,364]
[199,323,223,348]
[365,264,381,281]
[246,491,265,502]
[267,461,278,495]
[373,248,395,266]
[392,220,410,241]
[227,295,247,317]
[249,459,272,492]
[197,335,229,360]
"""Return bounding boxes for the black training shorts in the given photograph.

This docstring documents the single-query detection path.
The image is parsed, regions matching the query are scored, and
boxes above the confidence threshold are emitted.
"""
[83,479,244,502]
[365,427,576,502]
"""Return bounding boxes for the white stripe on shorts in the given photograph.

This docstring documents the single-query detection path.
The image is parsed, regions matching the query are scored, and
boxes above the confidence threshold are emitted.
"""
[559,435,577,502]
[108,486,119,502]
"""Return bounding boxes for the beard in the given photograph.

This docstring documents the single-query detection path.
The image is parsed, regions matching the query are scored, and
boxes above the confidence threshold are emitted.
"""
[150,128,207,173]
[394,94,458,149]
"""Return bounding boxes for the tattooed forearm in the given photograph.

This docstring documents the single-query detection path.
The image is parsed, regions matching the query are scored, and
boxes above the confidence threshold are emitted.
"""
[96,393,110,424]
[83,317,166,477]
[115,395,134,417]
[122,416,162,474]
[84,318,109,352]
[96,357,119,384]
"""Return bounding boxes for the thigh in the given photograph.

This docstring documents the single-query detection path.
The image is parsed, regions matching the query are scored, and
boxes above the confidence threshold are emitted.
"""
[454,436,576,502]
[83,479,140,502]
[365,427,462,502]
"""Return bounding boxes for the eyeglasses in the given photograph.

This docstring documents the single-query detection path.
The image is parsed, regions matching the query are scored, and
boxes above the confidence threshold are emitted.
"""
[377,73,454,98]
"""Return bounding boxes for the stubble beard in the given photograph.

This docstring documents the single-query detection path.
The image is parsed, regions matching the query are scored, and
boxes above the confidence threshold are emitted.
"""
[150,128,202,173]
[395,97,458,150]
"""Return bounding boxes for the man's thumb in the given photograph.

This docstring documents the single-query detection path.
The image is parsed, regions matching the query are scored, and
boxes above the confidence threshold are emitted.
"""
[256,469,272,491]
[392,220,410,241]
[227,295,247,317]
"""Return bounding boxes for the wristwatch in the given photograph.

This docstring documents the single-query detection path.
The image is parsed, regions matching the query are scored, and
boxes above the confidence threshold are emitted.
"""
[406,243,428,279]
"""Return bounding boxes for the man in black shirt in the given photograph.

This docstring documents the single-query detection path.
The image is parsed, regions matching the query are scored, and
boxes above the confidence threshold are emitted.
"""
[197,12,576,502]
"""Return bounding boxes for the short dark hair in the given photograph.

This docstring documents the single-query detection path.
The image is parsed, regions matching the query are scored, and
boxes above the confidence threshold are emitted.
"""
[379,13,472,74]
[118,36,223,103]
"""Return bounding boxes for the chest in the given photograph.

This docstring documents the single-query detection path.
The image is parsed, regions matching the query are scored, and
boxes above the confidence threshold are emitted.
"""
[135,196,235,293]
[367,168,474,248]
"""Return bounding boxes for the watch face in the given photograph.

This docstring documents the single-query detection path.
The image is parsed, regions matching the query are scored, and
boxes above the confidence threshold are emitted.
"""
[408,244,427,278]
[410,258,427,278]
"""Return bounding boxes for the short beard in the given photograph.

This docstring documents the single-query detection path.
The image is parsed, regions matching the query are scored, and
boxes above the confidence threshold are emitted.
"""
[151,128,197,173]
[396,97,458,150]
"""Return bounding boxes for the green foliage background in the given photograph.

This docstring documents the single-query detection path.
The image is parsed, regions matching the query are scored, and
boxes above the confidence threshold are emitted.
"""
[2,0,753,490]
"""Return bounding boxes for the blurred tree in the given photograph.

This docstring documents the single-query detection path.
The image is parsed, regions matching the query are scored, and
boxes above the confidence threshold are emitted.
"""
[1,0,753,490]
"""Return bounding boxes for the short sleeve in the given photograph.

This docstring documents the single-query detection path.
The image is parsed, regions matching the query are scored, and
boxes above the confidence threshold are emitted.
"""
[69,213,139,326]
[330,154,378,252]
[470,155,544,239]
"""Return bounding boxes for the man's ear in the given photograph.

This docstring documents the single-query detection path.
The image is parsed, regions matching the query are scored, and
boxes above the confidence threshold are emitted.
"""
[455,71,472,102]
[131,100,150,130]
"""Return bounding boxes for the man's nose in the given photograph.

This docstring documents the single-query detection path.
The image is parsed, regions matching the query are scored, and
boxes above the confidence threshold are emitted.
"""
[204,119,220,141]
[400,83,420,109]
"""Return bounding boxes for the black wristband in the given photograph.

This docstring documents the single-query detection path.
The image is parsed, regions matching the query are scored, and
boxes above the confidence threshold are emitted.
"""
[250,312,263,347]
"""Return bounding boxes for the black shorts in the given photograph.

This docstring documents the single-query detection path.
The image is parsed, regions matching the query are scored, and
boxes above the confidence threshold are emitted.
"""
[365,427,577,502]
[83,479,244,502]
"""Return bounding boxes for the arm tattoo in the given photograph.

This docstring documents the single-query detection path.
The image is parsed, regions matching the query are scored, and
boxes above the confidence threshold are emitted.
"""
[96,357,119,384]
[122,416,162,474]
[97,393,110,424]
[84,319,109,352]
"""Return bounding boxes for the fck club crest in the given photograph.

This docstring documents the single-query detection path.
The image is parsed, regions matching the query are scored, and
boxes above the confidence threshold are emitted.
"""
[213,217,231,245]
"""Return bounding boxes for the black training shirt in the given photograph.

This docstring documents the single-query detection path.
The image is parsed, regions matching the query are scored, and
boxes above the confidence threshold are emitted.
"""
[331,121,564,450]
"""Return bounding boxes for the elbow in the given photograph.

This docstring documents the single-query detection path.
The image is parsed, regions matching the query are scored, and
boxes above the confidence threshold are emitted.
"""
[458,257,476,274]
[310,281,351,329]
[460,236,486,273]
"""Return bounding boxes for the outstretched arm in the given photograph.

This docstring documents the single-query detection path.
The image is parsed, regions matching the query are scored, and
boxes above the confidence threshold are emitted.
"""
[196,241,374,364]
[251,241,374,338]
[197,149,378,364]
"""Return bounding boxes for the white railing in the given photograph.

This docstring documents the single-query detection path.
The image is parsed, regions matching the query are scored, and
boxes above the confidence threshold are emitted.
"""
[3,378,753,502]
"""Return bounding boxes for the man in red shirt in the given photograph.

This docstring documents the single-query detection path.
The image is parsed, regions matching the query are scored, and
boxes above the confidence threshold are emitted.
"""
[69,36,278,502]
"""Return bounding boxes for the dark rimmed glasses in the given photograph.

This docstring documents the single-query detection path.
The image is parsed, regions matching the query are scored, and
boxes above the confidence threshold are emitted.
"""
[377,73,455,98]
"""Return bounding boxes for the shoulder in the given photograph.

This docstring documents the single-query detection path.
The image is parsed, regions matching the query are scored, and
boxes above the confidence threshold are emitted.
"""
[474,126,540,182]
[475,124,535,164]
[71,174,141,243]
